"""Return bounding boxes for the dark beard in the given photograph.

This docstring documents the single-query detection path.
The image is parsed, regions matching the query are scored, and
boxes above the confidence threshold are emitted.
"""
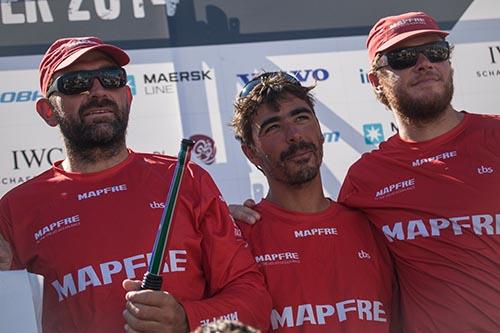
[276,140,322,186]
[384,70,454,124]
[56,97,129,163]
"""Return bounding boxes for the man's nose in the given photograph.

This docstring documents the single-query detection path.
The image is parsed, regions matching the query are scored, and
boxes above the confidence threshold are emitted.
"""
[414,52,434,70]
[285,123,303,143]
[87,77,107,95]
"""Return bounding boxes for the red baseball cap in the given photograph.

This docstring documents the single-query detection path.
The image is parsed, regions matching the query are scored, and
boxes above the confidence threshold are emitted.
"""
[366,12,448,64]
[39,36,130,96]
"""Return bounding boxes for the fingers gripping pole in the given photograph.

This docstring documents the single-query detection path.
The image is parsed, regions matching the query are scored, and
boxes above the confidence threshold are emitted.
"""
[141,139,195,290]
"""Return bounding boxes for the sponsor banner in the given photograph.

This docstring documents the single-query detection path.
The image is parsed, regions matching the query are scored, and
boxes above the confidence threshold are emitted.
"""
[450,41,500,116]
[452,40,500,85]
[0,69,41,127]
[453,42,500,92]
[115,62,184,155]
[0,123,63,196]
[0,2,499,203]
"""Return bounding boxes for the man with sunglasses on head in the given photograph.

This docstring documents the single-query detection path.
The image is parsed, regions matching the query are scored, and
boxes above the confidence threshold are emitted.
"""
[338,12,500,332]
[231,72,398,332]
[0,36,272,333]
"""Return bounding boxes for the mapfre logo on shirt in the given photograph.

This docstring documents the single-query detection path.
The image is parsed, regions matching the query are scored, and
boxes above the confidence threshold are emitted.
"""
[255,251,300,266]
[375,178,415,199]
[411,151,457,167]
[51,250,188,302]
[76,184,128,201]
[382,213,500,242]
[34,215,81,243]
[271,300,387,330]
[294,227,338,238]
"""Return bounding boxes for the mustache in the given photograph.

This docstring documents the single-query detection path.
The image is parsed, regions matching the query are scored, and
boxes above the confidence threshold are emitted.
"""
[79,97,119,116]
[280,140,317,161]
[411,71,442,85]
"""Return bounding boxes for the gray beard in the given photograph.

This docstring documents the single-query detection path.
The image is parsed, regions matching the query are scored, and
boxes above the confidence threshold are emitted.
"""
[60,121,128,164]
[54,99,129,163]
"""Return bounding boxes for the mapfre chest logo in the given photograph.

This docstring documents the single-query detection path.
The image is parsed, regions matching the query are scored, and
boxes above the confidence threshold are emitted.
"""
[255,252,300,266]
[375,178,415,199]
[411,151,457,167]
[34,215,81,243]
[294,227,338,238]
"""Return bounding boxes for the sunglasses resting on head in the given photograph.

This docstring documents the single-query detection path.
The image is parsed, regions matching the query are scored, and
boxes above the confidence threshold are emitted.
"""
[238,71,301,98]
[46,67,127,96]
[374,40,450,71]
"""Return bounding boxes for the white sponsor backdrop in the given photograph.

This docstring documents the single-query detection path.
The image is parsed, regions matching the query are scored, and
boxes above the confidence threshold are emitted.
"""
[0,0,499,203]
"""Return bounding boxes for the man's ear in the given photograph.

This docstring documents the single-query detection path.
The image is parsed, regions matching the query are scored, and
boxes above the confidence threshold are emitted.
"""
[368,71,383,95]
[242,144,266,174]
[242,144,262,167]
[125,85,133,105]
[36,98,59,127]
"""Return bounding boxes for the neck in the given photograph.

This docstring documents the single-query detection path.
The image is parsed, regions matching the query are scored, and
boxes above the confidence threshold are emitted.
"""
[394,106,463,142]
[265,174,331,213]
[61,143,129,173]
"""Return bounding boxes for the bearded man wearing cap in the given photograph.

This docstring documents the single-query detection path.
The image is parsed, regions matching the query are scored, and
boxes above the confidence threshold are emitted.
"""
[0,37,272,333]
[338,11,500,332]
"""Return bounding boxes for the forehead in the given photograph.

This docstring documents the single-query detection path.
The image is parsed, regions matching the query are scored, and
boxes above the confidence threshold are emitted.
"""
[388,33,444,50]
[253,94,311,123]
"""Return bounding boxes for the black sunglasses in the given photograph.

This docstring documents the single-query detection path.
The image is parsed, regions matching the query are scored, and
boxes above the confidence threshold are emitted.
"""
[375,40,450,71]
[238,72,301,98]
[47,67,127,96]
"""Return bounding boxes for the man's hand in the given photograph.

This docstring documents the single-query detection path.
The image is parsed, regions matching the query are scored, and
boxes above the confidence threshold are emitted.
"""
[0,232,12,270]
[228,199,260,225]
[123,279,189,333]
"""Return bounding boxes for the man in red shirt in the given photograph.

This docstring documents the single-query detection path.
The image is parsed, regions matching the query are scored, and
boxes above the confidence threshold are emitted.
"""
[231,72,397,332]
[0,37,271,333]
[338,12,500,332]
[231,11,500,332]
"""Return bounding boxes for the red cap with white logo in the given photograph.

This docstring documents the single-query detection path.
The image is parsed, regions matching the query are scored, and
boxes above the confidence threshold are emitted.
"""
[39,36,130,96]
[366,11,448,64]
